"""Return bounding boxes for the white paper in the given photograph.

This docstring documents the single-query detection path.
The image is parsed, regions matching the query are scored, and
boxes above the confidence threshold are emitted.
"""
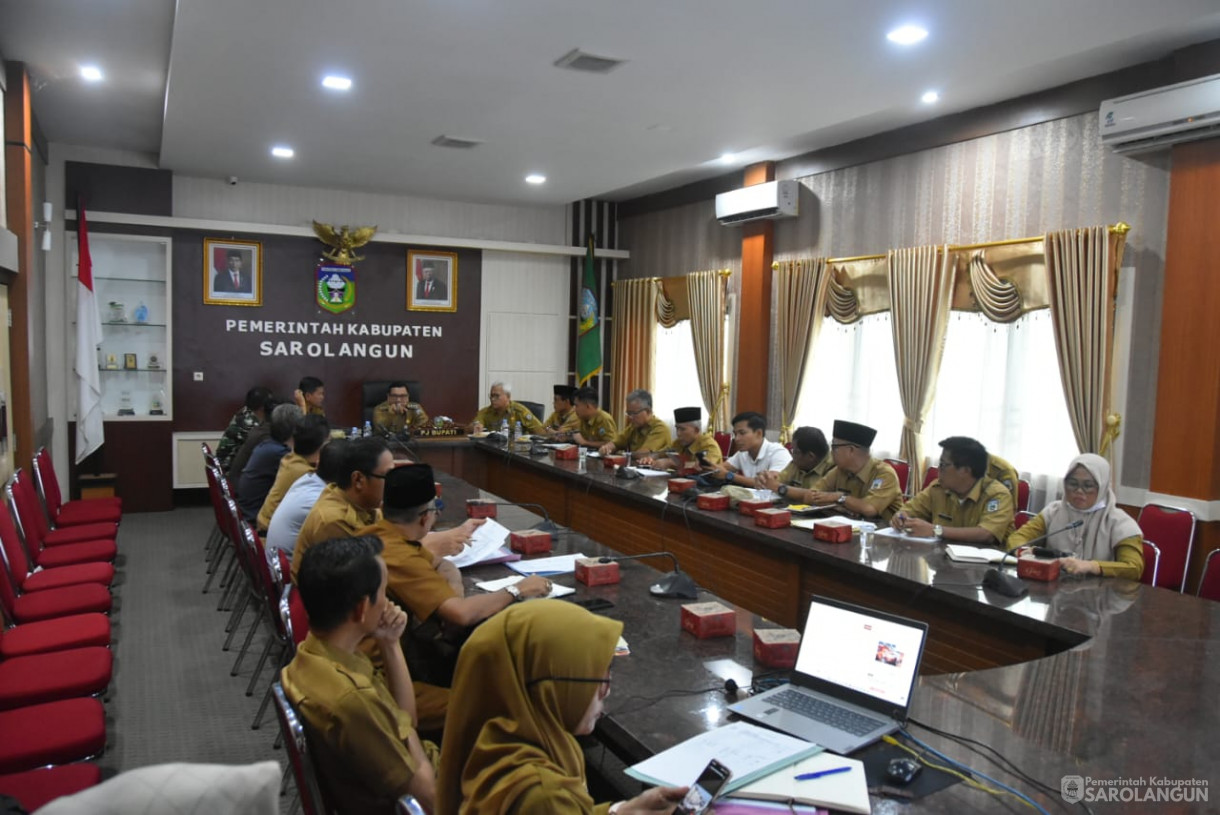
[625,721,823,796]
[507,553,586,575]
[474,574,575,597]
[944,543,1013,563]
[727,751,870,814]
[445,519,510,569]
[626,466,671,477]
[873,526,940,544]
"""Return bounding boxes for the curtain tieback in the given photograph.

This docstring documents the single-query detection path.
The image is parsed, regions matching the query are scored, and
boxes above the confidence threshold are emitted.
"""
[903,417,923,433]
[1099,412,1122,457]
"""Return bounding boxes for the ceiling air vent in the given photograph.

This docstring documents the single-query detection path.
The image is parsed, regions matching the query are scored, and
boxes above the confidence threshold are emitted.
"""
[430,135,484,149]
[553,48,626,74]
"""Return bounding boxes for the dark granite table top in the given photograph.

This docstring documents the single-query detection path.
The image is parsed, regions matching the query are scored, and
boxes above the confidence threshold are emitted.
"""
[436,445,1219,813]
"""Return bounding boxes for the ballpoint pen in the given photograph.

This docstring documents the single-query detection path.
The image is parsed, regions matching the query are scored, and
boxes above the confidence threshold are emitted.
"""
[794,766,852,781]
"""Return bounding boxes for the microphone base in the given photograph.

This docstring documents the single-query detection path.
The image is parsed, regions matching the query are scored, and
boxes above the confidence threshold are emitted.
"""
[649,571,698,599]
[532,520,562,534]
[982,568,1029,598]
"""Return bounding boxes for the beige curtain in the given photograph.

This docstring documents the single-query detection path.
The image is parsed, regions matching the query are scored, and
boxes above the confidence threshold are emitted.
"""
[774,258,830,442]
[888,245,955,488]
[610,278,662,421]
[1045,226,1119,455]
[687,270,731,432]
[966,250,1023,322]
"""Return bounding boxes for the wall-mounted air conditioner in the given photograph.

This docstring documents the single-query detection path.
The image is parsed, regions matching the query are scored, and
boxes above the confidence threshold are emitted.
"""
[715,180,799,225]
[1100,73,1220,155]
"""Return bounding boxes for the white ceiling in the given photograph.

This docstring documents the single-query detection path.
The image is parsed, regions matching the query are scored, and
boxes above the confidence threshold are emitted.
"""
[3,0,1220,207]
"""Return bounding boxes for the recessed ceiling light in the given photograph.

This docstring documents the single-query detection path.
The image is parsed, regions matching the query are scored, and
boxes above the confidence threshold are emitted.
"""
[921,90,940,104]
[886,25,928,45]
[525,174,546,185]
[719,153,737,164]
[322,75,352,91]
[271,145,295,159]
[80,65,103,82]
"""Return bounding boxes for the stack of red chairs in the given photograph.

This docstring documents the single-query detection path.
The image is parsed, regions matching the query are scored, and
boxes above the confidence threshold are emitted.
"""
[0,448,122,809]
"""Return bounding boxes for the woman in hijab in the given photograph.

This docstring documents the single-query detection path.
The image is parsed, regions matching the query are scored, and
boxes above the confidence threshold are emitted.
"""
[437,600,687,815]
[1007,453,1144,580]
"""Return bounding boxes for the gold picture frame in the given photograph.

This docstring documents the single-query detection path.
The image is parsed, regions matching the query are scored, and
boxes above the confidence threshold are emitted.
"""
[407,250,457,313]
[204,238,263,306]
[123,353,138,370]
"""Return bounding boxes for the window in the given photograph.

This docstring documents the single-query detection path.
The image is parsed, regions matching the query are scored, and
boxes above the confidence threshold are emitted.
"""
[652,322,703,430]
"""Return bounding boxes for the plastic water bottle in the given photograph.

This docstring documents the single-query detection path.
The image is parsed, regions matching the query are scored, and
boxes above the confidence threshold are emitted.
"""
[363,420,372,438]
[350,426,360,439]
[860,522,876,548]
[513,419,523,441]
[577,446,588,473]
[500,418,509,441]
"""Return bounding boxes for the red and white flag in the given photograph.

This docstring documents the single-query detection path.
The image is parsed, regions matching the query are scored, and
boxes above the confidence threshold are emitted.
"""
[75,203,104,463]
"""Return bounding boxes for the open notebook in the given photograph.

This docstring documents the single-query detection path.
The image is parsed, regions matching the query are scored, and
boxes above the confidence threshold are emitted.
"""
[725,752,869,814]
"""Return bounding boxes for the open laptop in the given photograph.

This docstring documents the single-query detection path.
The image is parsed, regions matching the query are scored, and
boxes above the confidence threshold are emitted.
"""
[729,595,928,754]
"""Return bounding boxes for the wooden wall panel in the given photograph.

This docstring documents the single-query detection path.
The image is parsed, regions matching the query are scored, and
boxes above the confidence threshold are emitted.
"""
[733,162,775,413]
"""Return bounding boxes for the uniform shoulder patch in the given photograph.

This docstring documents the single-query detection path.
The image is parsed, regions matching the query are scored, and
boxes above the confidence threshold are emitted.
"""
[871,477,884,490]
[986,498,1000,512]
[1002,478,1013,489]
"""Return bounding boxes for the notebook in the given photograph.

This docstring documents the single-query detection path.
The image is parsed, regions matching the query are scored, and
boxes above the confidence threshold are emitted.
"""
[729,595,928,754]
[726,752,869,814]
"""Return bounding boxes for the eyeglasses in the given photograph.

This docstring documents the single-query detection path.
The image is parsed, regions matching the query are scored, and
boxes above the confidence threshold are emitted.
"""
[1064,478,1099,493]
[362,471,389,480]
[388,393,409,400]
[937,459,955,470]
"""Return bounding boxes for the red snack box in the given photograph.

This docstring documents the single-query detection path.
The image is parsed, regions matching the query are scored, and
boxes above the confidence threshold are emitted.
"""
[755,508,792,529]
[738,499,774,517]
[552,444,578,461]
[697,493,731,511]
[812,518,854,543]
[680,601,736,639]
[1017,554,1062,582]
[509,529,553,555]
[679,461,703,476]
[434,482,443,497]
[668,478,696,494]
[575,557,620,587]
[603,455,627,469]
[465,499,498,519]
[753,628,801,668]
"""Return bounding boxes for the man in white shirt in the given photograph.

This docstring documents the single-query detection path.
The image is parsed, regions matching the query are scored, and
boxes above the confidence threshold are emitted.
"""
[266,439,346,556]
[715,411,792,487]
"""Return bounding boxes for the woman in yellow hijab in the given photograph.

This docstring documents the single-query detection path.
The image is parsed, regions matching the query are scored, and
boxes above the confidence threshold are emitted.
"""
[437,600,687,814]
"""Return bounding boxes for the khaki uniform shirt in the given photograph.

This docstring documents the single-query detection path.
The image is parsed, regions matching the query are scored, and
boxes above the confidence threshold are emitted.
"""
[775,452,835,490]
[257,453,314,531]
[281,633,438,814]
[901,476,1015,544]
[474,401,544,435]
[305,404,326,417]
[543,408,580,434]
[988,454,1020,506]
[373,400,430,435]
[574,409,617,444]
[663,432,724,466]
[360,520,457,624]
[611,415,672,453]
[291,484,378,581]
[812,458,904,522]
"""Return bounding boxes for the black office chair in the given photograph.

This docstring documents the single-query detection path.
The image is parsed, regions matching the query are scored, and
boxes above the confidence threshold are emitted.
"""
[361,380,423,425]
[518,400,545,423]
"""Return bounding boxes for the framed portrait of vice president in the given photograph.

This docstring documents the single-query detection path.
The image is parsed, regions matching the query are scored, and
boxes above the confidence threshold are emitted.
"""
[204,238,263,306]
[407,250,457,313]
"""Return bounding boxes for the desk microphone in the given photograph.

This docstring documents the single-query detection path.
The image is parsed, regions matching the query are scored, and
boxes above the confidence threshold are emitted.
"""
[486,502,561,534]
[598,552,698,599]
[981,520,1083,598]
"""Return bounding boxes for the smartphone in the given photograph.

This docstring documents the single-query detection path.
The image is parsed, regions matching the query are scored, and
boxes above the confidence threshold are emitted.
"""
[677,758,732,815]
[696,451,710,467]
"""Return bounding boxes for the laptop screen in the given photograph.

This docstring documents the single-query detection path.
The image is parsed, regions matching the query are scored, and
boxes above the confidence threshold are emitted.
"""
[795,597,927,709]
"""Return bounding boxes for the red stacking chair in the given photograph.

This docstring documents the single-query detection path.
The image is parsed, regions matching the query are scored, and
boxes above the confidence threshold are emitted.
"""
[1013,510,1036,530]
[0,697,106,774]
[884,458,910,495]
[1196,549,1220,602]
[5,483,116,568]
[713,431,731,458]
[272,682,330,815]
[1140,541,1160,587]
[33,447,122,525]
[1017,479,1031,512]
[0,645,112,710]
[10,471,116,546]
[1137,503,1196,592]
[0,600,110,659]
[0,549,112,624]
[281,585,308,649]
[922,466,938,490]
[0,764,101,812]
[0,504,113,591]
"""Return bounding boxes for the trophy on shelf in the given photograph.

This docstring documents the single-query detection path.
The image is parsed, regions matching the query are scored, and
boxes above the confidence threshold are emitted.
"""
[147,353,161,369]
[108,301,126,323]
[117,390,135,416]
[150,390,166,416]
[105,353,119,370]
[133,302,149,324]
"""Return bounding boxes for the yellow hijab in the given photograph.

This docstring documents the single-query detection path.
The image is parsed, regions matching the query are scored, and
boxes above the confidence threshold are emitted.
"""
[437,600,623,815]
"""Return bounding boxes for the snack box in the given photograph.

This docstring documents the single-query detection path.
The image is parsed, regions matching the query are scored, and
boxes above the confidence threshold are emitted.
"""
[738,499,775,517]
[812,518,854,543]
[668,478,696,494]
[603,455,628,469]
[755,508,792,529]
[753,628,801,668]
[509,529,552,555]
[696,493,731,511]
[680,601,736,639]
[552,444,578,461]
[1017,554,1062,582]
[575,557,620,586]
[465,499,498,519]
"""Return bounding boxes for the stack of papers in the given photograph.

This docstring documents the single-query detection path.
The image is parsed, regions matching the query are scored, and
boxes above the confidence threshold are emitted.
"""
[944,544,1013,564]
[873,526,940,544]
[445,519,510,569]
[473,574,575,598]
[507,553,586,575]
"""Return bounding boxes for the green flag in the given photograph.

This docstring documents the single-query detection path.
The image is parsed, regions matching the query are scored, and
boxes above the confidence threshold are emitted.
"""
[576,235,602,385]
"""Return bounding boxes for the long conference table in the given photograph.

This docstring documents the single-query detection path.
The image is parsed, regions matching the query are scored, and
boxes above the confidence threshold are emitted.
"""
[415,438,1218,813]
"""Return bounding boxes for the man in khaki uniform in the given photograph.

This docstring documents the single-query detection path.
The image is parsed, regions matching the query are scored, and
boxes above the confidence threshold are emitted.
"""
[257,414,329,531]
[571,387,617,446]
[639,407,722,470]
[893,436,1014,546]
[543,385,581,436]
[598,388,671,455]
[809,420,904,522]
[469,381,544,435]
[294,375,326,417]
[758,426,833,502]
[373,381,430,436]
[988,453,1020,507]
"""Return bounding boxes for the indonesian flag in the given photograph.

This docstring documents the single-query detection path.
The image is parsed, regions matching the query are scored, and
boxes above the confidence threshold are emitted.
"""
[75,203,104,463]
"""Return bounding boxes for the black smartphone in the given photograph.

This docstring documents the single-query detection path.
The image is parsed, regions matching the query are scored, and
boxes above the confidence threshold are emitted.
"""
[677,758,732,815]
[696,451,710,467]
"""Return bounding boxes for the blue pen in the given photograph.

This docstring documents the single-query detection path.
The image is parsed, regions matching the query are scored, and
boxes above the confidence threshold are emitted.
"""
[794,766,851,781]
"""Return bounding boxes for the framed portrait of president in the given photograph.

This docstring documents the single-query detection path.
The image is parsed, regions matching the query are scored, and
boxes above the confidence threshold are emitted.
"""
[204,238,263,306]
[407,250,457,313]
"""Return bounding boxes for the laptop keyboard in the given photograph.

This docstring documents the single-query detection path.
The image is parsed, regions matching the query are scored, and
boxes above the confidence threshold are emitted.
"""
[769,689,885,736]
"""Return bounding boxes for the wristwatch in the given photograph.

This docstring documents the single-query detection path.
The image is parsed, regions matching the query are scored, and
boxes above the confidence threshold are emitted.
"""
[836,493,847,505]
[725,471,735,483]
[504,584,523,602]
[933,524,944,539]
[777,485,789,498]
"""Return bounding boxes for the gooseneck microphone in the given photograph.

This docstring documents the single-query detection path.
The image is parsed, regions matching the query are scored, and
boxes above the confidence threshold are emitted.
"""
[598,552,698,599]
[486,501,560,534]
[981,520,1084,598]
